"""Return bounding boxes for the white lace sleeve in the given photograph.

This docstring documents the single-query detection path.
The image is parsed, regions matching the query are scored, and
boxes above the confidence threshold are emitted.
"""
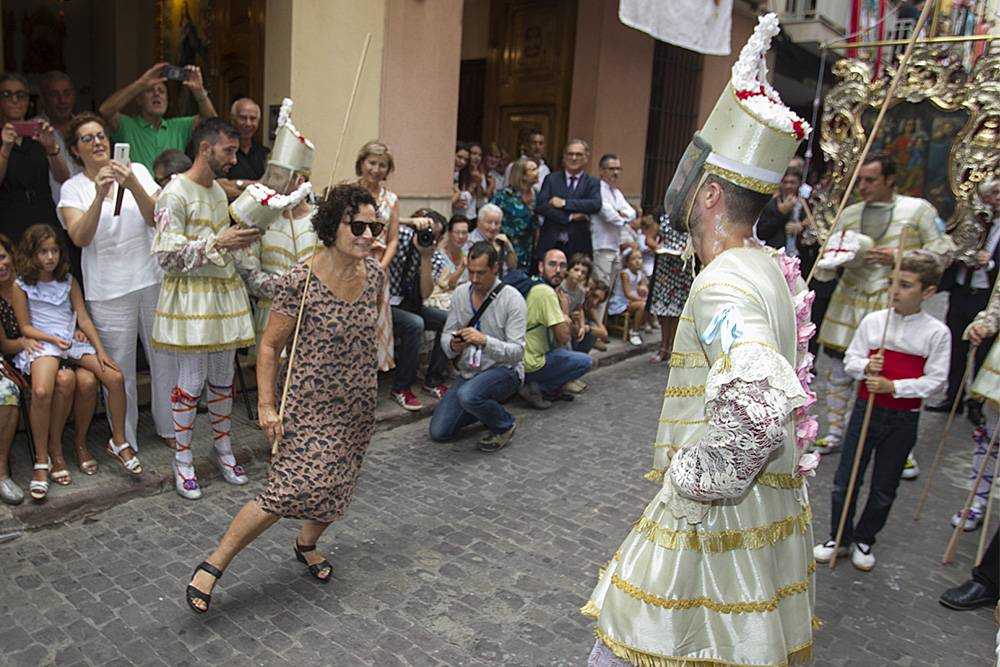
[669,376,791,501]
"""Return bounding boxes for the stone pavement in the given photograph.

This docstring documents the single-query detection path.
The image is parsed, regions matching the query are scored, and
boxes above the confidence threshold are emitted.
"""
[0,355,996,666]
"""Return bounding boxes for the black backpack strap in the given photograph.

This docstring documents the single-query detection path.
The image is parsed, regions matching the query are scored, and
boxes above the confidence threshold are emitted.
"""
[466,283,507,329]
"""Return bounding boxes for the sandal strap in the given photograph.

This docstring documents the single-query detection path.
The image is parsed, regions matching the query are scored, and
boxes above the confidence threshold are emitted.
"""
[295,542,317,553]
[308,560,332,578]
[196,561,224,580]
[29,479,49,489]
[108,440,134,456]
[33,462,51,470]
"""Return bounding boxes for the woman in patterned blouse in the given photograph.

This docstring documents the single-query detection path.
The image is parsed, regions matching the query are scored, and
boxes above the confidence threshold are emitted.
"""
[491,157,539,270]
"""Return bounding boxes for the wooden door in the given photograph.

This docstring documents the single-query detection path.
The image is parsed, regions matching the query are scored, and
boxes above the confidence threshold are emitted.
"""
[209,0,266,141]
[483,0,577,167]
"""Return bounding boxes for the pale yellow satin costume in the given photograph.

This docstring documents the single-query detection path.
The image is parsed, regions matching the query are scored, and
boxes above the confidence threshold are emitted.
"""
[969,278,1000,403]
[584,247,816,667]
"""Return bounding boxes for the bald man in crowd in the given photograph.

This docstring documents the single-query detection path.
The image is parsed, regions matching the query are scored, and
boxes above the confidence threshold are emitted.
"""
[218,97,269,200]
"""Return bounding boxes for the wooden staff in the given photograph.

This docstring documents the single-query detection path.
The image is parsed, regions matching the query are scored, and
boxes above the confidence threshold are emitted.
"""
[272,33,373,456]
[804,0,934,287]
[829,231,908,570]
[913,344,978,521]
[942,417,1000,564]
[976,447,1000,565]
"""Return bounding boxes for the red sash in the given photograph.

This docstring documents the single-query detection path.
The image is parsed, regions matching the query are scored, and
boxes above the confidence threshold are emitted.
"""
[858,348,925,411]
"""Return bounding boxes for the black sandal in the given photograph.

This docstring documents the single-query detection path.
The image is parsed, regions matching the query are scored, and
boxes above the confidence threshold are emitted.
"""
[186,561,224,614]
[294,542,333,582]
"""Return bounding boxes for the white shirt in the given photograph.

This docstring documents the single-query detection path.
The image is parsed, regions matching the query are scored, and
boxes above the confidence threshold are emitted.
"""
[591,180,636,252]
[45,122,83,204]
[844,308,951,400]
[957,216,1000,289]
[57,163,162,301]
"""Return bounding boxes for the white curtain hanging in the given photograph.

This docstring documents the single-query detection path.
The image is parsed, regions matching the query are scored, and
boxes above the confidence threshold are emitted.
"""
[618,0,734,56]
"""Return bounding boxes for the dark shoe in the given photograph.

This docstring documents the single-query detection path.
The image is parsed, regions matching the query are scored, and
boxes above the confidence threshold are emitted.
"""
[939,580,999,611]
[518,383,551,410]
[925,401,959,414]
[966,399,986,427]
[186,561,224,614]
[478,420,518,453]
[544,391,574,402]
[294,542,333,582]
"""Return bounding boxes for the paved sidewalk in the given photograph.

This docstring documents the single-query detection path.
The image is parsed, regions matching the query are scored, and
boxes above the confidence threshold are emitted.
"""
[0,354,995,666]
[0,333,660,533]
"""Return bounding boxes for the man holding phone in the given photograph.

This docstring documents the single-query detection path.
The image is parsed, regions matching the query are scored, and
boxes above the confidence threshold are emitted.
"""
[99,62,218,172]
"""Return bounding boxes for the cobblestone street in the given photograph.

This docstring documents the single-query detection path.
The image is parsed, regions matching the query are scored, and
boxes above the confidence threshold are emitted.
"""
[0,355,995,666]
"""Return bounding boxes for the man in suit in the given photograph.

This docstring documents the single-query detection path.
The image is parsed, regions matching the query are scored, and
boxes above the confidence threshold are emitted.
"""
[534,139,602,262]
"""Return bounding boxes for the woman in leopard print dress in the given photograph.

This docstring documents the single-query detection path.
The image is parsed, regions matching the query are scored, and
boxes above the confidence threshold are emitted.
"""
[184,185,384,613]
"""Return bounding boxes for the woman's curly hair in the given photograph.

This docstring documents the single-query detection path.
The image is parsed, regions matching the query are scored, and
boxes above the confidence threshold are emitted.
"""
[314,184,378,247]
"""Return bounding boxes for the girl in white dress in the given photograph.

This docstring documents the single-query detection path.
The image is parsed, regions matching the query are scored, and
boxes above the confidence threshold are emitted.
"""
[12,224,140,500]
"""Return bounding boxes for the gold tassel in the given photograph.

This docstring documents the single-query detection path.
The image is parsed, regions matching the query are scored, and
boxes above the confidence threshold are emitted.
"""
[580,600,600,619]
[812,616,824,630]
[644,468,666,482]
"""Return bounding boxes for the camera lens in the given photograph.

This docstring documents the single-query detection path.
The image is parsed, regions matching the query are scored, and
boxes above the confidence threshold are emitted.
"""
[417,229,435,247]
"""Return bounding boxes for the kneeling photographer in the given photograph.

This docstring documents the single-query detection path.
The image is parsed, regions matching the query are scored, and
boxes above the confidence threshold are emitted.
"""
[388,208,451,410]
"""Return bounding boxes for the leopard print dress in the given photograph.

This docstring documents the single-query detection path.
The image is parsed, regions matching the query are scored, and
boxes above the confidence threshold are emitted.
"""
[257,258,383,523]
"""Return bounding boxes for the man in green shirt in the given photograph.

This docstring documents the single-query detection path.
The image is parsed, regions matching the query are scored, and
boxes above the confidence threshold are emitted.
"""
[519,248,593,409]
[99,62,217,172]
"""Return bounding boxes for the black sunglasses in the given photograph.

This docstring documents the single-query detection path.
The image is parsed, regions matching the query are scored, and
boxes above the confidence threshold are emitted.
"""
[342,219,384,237]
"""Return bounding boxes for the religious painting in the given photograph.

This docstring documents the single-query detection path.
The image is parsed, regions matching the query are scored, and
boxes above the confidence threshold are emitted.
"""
[862,101,969,221]
[155,0,213,117]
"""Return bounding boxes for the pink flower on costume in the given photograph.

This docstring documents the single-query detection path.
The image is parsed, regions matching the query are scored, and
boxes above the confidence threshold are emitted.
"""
[797,451,821,477]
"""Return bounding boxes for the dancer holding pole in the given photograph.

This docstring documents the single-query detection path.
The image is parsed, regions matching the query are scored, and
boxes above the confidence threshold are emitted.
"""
[814,248,950,571]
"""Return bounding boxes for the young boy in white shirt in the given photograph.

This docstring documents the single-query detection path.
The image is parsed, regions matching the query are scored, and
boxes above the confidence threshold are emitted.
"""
[814,249,951,571]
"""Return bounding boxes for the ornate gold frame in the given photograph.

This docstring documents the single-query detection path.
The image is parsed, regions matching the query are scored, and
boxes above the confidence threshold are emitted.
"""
[812,42,1000,262]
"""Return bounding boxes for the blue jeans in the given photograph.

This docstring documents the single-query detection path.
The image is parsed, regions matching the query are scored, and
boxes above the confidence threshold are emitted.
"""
[391,306,448,391]
[428,366,521,441]
[829,397,919,546]
[523,348,593,394]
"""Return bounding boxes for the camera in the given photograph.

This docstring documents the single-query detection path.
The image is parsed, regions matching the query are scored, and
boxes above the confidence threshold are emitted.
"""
[416,228,436,248]
[162,65,188,81]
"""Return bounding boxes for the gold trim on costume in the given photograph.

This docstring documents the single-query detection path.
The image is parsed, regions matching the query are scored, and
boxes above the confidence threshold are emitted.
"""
[679,315,694,323]
[632,505,812,554]
[659,416,708,426]
[756,472,804,489]
[702,162,779,195]
[594,628,814,667]
[581,600,600,619]
[152,337,256,353]
[692,282,763,306]
[730,340,779,353]
[645,468,666,482]
[669,351,709,368]
[154,308,253,321]
[663,385,706,398]
[610,563,814,614]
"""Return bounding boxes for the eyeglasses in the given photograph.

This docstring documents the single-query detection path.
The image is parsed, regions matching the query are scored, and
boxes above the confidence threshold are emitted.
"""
[77,131,107,144]
[342,219,385,237]
[0,90,29,102]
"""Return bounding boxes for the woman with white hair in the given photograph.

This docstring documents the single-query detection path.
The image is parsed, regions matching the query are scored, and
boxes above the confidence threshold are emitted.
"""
[467,203,517,276]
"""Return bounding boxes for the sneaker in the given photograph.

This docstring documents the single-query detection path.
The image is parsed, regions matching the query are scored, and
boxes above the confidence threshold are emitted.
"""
[950,504,985,532]
[851,542,875,571]
[564,379,588,394]
[628,332,643,346]
[518,383,552,410]
[478,420,518,453]
[391,388,423,412]
[812,436,840,455]
[813,540,849,563]
[900,453,919,480]
[422,383,449,400]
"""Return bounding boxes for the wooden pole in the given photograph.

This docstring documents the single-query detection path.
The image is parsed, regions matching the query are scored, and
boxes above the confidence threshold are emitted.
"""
[913,345,978,521]
[975,446,1000,565]
[829,228,908,570]
[943,419,1000,564]
[805,0,935,287]
[271,33,373,456]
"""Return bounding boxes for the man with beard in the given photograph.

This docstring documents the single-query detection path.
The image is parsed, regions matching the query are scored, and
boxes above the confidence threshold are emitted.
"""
[100,62,218,172]
[518,248,593,409]
[582,15,818,666]
[151,118,259,500]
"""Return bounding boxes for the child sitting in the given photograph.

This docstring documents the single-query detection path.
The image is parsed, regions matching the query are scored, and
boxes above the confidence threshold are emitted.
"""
[638,214,660,280]
[584,279,610,351]
[814,249,950,571]
[608,248,648,347]
[11,224,141,500]
[560,253,593,353]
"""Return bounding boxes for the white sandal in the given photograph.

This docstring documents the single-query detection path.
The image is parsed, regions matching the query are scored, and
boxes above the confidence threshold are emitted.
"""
[105,439,142,476]
[29,461,50,500]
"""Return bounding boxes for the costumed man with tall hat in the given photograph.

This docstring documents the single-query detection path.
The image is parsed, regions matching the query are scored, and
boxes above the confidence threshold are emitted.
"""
[152,118,261,500]
[231,98,317,347]
[812,154,955,475]
[582,15,821,666]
